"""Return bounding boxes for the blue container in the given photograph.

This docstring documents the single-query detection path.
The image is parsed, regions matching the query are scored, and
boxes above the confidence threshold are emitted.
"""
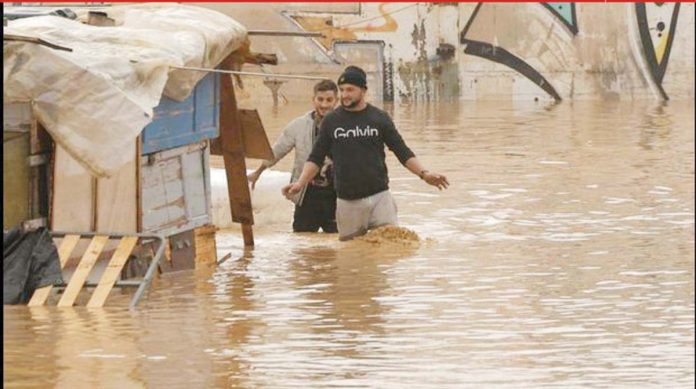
[141,73,220,155]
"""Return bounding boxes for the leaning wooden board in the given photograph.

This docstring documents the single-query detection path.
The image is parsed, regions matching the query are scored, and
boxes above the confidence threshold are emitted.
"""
[27,234,81,306]
[57,235,109,307]
[86,236,138,307]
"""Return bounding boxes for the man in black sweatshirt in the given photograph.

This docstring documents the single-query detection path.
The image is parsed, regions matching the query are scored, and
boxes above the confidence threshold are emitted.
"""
[282,66,449,240]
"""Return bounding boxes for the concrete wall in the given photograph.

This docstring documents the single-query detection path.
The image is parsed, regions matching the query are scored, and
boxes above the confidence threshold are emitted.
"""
[199,2,695,103]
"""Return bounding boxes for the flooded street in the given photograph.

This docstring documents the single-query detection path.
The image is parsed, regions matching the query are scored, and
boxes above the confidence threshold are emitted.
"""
[4,100,694,388]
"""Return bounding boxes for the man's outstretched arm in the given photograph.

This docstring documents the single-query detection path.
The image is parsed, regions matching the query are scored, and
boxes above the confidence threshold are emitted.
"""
[380,114,449,190]
[281,161,321,198]
[248,122,297,189]
[404,157,450,190]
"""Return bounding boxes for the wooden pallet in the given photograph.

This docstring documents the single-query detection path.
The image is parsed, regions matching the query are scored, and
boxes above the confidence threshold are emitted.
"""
[27,232,164,308]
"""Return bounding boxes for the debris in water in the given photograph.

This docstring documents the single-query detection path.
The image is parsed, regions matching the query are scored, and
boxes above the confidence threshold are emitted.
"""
[356,225,421,245]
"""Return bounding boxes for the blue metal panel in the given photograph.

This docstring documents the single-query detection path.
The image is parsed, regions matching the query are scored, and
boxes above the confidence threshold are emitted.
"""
[141,73,219,155]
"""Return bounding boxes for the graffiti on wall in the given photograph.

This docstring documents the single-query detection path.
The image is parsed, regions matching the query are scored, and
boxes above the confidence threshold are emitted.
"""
[460,3,563,102]
[459,2,684,101]
[635,2,681,100]
[283,2,688,101]
[542,2,578,35]
[290,3,399,50]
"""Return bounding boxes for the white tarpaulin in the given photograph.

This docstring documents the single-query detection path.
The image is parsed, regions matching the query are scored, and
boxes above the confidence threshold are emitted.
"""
[3,3,247,177]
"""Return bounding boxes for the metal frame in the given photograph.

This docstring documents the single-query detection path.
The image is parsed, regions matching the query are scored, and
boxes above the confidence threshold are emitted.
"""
[50,231,166,308]
[331,39,387,102]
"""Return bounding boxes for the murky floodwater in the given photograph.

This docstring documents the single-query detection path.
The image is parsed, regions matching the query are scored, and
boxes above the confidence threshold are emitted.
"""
[4,100,694,388]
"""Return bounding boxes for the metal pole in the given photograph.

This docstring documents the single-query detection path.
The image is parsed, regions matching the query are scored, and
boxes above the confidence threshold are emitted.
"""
[171,66,330,81]
[53,280,143,288]
[248,30,324,37]
[129,234,166,309]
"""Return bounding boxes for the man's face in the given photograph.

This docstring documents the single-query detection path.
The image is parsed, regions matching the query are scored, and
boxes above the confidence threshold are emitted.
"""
[313,90,337,118]
[339,84,366,109]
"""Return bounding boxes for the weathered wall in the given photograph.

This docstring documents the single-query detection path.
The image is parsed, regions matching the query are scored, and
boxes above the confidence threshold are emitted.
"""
[199,2,694,103]
[457,2,694,102]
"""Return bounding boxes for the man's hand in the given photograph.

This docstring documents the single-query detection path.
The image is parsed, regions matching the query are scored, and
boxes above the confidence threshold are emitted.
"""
[247,171,261,190]
[423,172,450,190]
[282,182,304,200]
[319,161,332,179]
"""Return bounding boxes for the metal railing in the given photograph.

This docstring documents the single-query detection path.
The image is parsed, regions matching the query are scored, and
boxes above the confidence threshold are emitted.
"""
[48,231,166,308]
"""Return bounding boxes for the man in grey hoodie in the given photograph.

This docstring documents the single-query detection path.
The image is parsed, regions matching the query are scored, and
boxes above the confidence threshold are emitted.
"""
[247,80,338,233]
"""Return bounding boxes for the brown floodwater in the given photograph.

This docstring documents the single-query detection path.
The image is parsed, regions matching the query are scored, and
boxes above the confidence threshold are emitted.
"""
[4,100,694,388]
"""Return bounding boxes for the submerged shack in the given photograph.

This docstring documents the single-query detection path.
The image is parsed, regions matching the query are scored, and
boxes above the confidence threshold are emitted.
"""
[3,3,275,292]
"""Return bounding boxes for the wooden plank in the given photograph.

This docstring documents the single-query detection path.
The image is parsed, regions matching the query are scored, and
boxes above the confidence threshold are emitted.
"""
[241,224,254,247]
[96,139,137,233]
[219,55,255,246]
[56,235,83,267]
[209,110,273,160]
[3,103,33,132]
[140,146,209,236]
[239,109,274,160]
[57,235,109,307]
[3,131,30,229]
[30,120,52,155]
[243,51,278,66]
[182,149,208,220]
[52,146,94,231]
[209,137,223,156]
[194,225,218,266]
[86,236,138,307]
[91,176,98,231]
[140,155,187,233]
[28,234,81,306]
[248,30,324,37]
[136,135,142,232]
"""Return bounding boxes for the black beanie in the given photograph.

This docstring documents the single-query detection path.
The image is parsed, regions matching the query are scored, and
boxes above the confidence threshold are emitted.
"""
[337,66,367,89]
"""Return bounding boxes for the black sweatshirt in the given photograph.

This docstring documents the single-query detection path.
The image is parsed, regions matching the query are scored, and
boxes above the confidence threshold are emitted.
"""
[307,104,415,200]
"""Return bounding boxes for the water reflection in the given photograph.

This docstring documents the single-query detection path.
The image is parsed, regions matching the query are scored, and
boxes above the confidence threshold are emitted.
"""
[638,102,673,151]
[289,244,414,337]
[215,251,260,388]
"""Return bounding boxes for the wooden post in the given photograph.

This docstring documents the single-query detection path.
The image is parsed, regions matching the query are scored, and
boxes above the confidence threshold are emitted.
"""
[262,79,286,108]
[219,55,255,247]
[135,135,142,232]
